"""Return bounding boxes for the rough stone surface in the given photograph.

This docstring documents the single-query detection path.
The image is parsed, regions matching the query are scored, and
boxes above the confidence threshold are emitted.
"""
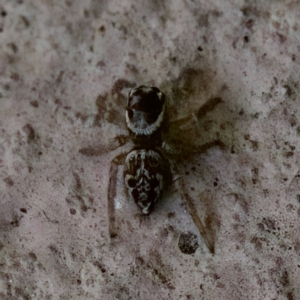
[1,0,300,299]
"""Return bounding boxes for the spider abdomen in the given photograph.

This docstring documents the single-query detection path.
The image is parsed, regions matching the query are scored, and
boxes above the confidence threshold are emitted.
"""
[124,149,168,214]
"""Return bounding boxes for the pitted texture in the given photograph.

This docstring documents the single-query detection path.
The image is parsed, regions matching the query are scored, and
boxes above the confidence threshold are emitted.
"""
[1,0,300,299]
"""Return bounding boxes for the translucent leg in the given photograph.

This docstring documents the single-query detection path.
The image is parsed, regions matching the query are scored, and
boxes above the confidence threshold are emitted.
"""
[107,152,127,239]
[171,162,215,254]
[79,135,130,156]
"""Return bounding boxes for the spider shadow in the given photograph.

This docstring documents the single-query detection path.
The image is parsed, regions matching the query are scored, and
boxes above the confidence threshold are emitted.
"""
[154,67,244,253]
[80,69,245,254]
[159,99,225,254]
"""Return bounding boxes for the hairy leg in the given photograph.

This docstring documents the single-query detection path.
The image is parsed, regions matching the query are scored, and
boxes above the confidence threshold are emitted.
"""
[107,152,127,239]
[165,139,225,254]
[79,135,130,157]
[163,95,224,157]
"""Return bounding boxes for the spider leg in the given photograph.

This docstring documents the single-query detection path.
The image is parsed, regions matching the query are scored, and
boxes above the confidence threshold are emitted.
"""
[170,162,214,254]
[108,135,130,151]
[79,134,130,157]
[166,140,224,254]
[163,138,225,159]
[192,139,226,155]
[196,96,223,119]
[180,183,214,254]
[107,152,127,239]
[165,96,223,133]
[163,95,225,157]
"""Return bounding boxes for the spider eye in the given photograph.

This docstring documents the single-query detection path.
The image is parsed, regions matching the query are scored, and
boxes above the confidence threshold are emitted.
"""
[127,178,137,188]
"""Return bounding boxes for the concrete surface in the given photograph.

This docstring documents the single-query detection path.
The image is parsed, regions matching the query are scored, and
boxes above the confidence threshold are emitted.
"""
[0,0,300,299]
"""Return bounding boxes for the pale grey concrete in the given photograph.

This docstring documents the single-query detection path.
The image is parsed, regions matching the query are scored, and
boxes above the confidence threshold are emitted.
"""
[0,1,299,299]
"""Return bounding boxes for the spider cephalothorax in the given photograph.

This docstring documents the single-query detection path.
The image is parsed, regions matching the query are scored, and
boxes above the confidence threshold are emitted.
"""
[126,86,165,147]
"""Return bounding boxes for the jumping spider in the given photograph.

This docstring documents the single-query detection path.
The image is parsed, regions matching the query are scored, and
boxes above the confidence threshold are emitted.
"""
[107,86,223,253]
